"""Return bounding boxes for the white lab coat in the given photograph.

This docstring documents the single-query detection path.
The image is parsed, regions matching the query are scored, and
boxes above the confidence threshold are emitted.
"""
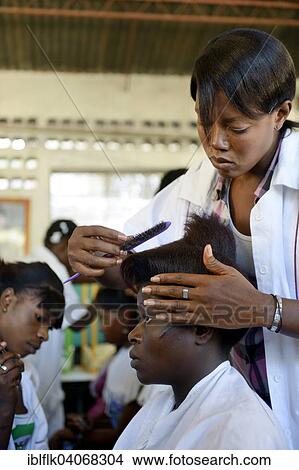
[114,361,288,450]
[124,129,299,449]
[24,246,87,437]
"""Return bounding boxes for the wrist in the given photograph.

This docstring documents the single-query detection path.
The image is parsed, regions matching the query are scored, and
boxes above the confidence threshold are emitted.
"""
[254,291,275,328]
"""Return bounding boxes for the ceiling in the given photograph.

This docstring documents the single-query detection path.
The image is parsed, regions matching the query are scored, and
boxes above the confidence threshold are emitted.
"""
[0,0,298,75]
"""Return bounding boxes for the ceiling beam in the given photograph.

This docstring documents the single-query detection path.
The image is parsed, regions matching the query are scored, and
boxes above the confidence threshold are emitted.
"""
[129,0,299,10]
[0,7,298,27]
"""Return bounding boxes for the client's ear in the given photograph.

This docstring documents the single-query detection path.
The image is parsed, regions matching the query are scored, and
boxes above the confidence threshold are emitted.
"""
[0,288,15,313]
[193,326,214,345]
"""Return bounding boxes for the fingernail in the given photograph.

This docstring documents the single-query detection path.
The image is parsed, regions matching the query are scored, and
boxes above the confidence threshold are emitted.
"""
[118,235,127,241]
[206,244,212,257]
[142,287,152,294]
[150,276,160,283]
[116,259,123,265]
[144,299,156,306]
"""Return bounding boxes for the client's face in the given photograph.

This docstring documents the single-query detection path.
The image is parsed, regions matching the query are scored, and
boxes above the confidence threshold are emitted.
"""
[128,290,195,385]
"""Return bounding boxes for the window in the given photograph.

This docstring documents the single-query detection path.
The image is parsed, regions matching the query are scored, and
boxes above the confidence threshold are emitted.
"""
[50,172,162,231]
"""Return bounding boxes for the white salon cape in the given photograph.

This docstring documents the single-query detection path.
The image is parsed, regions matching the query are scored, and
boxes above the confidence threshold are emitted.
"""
[114,362,288,450]
[23,246,87,437]
[123,130,299,449]
[8,372,48,450]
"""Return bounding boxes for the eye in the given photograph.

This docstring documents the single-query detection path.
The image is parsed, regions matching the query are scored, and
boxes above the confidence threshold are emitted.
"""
[229,127,249,134]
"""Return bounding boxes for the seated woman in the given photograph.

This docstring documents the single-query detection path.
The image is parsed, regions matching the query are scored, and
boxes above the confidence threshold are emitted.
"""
[114,214,288,450]
[0,260,65,450]
[49,289,144,450]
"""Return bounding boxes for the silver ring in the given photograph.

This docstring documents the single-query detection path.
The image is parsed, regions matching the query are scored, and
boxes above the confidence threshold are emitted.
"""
[182,288,189,300]
[0,363,8,371]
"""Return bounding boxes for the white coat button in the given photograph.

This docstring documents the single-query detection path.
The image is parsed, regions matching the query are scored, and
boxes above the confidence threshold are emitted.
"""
[260,265,268,275]
[273,375,280,383]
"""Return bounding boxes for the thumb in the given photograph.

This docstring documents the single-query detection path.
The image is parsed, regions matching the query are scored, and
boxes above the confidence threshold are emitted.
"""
[203,244,232,275]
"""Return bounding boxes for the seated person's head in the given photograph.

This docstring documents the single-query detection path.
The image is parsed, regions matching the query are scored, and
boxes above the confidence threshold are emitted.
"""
[0,260,65,357]
[94,288,138,348]
[121,214,248,385]
[44,219,77,270]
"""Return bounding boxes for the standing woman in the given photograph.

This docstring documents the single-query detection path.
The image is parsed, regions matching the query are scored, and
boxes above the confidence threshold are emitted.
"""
[67,29,299,448]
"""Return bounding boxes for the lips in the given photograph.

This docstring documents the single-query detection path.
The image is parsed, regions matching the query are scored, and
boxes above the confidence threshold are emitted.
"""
[129,350,141,369]
[27,342,41,354]
[210,156,233,164]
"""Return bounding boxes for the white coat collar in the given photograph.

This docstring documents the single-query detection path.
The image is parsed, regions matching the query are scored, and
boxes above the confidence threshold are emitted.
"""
[272,129,299,190]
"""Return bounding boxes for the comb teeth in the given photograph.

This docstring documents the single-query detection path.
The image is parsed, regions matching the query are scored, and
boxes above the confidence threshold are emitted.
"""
[121,221,171,251]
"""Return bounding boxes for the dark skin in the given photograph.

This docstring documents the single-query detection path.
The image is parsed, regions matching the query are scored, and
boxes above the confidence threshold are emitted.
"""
[49,307,141,450]
[0,341,24,450]
[67,95,299,337]
[129,291,227,408]
[0,289,56,449]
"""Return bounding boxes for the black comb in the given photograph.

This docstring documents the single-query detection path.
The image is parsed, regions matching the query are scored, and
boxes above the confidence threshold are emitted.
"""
[121,221,171,252]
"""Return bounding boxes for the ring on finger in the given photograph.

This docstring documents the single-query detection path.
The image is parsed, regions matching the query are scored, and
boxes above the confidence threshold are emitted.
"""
[0,363,8,371]
[182,288,189,300]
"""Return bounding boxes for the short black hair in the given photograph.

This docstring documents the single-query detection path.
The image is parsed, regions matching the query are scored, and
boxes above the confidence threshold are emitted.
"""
[190,28,298,136]
[121,214,247,353]
[0,259,65,329]
[44,219,77,247]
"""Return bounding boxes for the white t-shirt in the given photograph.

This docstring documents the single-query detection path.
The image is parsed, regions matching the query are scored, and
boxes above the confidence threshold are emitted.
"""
[103,346,143,428]
[8,372,48,450]
[114,361,288,450]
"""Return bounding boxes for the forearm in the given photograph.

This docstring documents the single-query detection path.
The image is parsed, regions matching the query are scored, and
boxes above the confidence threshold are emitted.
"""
[0,404,15,449]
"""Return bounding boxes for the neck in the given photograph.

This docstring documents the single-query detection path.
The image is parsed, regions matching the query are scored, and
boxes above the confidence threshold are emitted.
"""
[171,353,227,409]
[248,133,280,178]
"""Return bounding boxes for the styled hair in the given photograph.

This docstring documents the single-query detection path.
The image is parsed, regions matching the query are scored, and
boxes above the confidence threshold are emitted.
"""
[121,214,247,352]
[0,259,65,328]
[190,28,298,135]
[44,219,77,247]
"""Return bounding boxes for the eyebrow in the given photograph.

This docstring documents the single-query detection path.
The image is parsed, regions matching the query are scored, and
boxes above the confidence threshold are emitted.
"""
[221,116,250,125]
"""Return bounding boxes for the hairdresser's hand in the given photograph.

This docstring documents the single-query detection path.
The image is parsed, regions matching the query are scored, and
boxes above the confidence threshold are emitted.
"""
[0,341,24,405]
[68,225,128,277]
[141,245,274,329]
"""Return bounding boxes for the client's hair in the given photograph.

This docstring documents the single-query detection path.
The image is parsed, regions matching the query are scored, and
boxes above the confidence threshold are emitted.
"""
[0,259,65,328]
[121,213,247,353]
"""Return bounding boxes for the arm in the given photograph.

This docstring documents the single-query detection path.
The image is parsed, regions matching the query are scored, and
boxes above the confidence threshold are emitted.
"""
[141,245,299,338]
[0,345,24,449]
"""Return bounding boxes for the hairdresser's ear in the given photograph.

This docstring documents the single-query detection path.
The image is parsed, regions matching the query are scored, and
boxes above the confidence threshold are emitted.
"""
[274,100,292,130]
[193,326,214,345]
[0,288,15,313]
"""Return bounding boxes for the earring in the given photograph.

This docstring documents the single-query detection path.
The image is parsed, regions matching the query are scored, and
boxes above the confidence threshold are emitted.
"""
[2,307,7,312]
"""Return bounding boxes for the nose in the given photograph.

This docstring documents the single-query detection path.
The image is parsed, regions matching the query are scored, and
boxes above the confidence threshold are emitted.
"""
[37,325,49,343]
[128,322,143,345]
[210,123,229,152]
